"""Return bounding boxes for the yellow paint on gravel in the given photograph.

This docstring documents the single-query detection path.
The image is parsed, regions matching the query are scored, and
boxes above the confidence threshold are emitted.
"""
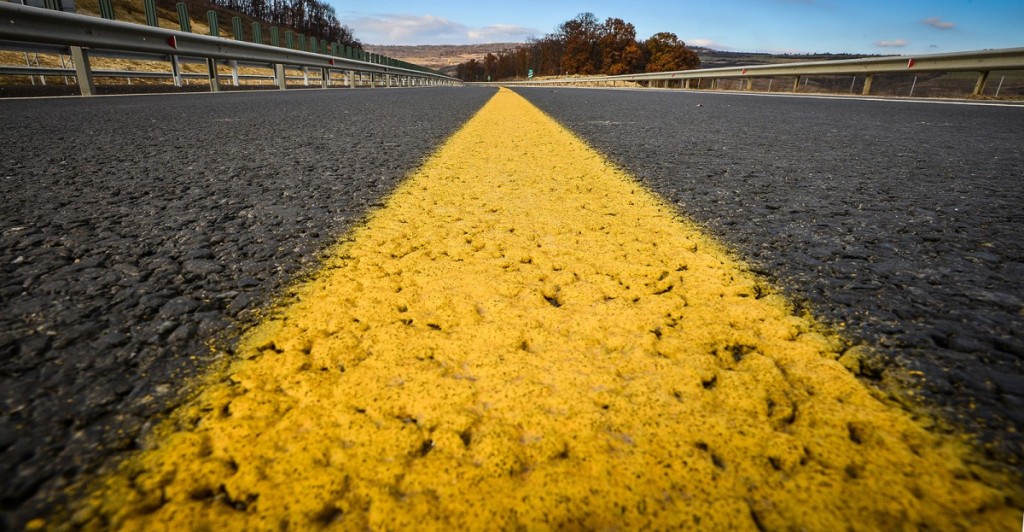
[81,88,1020,529]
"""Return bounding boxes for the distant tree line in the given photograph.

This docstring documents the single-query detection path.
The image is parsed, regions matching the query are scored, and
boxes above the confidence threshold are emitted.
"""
[456,13,699,82]
[208,0,361,47]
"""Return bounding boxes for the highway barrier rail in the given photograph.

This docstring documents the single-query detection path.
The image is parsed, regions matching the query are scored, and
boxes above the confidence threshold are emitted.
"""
[0,2,461,95]
[486,47,1024,97]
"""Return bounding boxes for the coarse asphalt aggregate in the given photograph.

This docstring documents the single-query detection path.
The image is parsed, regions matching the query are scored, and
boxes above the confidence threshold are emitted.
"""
[0,86,498,528]
[514,87,1024,470]
[2,84,1023,526]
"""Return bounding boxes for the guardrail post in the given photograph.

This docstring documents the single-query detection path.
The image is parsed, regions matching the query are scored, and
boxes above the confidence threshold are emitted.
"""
[230,60,239,86]
[170,2,189,87]
[207,57,220,92]
[973,71,990,96]
[69,46,95,96]
[274,64,286,90]
[745,78,753,91]
[346,70,354,88]
[170,55,182,87]
[321,67,329,88]
[792,76,801,92]
[862,74,873,95]
[143,0,158,27]
[98,0,114,19]
[207,11,218,36]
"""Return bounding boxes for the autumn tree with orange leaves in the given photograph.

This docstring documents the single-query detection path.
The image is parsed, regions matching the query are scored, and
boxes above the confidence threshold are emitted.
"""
[600,18,645,75]
[644,32,700,72]
[455,12,700,81]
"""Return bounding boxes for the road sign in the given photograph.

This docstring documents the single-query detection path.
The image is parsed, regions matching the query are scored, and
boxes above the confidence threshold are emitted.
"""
[528,69,534,79]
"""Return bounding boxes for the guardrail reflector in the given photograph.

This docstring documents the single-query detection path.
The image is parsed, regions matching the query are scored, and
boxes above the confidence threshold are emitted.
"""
[329,58,335,66]
[907,58,916,68]
[167,35,177,49]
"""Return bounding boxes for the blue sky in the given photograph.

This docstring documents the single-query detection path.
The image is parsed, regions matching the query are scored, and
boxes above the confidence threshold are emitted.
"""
[337,0,1024,54]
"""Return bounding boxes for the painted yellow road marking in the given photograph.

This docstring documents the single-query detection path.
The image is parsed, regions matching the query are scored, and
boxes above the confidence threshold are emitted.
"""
[80,88,1018,529]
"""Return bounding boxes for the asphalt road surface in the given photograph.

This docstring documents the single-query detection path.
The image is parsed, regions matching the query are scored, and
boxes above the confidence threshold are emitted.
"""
[515,87,1024,465]
[1,85,1022,527]
[0,86,498,529]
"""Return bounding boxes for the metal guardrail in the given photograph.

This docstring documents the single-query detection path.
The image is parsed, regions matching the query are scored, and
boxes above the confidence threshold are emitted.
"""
[486,47,1024,96]
[0,2,461,95]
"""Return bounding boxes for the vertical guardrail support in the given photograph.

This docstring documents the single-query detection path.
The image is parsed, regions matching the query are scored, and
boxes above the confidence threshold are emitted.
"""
[973,71,990,96]
[207,57,219,92]
[230,60,239,86]
[172,2,189,87]
[862,74,873,95]
[274,64,286,90]
[792,76,800,92]
[170,55,182,87]
[321,67,329,88]
[69,45,94,96]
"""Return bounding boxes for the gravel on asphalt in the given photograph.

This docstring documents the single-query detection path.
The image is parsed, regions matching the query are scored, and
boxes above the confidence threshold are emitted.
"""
[0,86,498,529]
[514,87,1024,472]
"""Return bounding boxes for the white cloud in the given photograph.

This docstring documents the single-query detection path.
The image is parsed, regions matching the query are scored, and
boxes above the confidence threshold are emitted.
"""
[467,24,538,42]
[922,17,955,30]
[689,38,732,51]
[875,39,908,48]
[346,13,538,45]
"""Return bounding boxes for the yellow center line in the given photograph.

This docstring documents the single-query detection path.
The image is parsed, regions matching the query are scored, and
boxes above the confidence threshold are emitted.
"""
[81,88,1018,529]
